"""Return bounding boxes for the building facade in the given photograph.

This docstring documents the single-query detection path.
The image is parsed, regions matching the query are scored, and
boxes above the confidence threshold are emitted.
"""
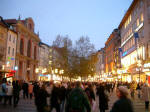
[38,42,50,80]
[0,17,8,73]
[105,29,120,80]
[96,48,105,81]
[5,28,17,71]
[5,17,40,81]
[119,0,150,82]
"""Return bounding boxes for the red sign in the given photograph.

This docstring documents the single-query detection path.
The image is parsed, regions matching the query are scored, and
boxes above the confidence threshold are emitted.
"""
[6,73,14,77]
[6,70,16,78]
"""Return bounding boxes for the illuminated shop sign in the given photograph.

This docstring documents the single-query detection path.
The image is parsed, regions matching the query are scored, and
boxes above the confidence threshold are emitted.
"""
[122,51,127,57]
[8,57,15,60]
[144,63,150,68]
[122,46,136,57]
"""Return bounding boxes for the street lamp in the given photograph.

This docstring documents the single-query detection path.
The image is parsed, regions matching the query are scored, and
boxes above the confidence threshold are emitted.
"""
[137,60,142,82]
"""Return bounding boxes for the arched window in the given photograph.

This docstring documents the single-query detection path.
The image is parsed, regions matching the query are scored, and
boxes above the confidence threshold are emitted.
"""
[20,38,24,55]
[34,46,36,59]
[27,40,31,57]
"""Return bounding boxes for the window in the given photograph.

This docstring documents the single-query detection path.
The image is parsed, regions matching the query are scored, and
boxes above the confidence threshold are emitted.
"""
[0,33,3,38]
[8,47,11,55]
[13,38,15,43]
[27,40,31,57]
[140,1,143,8]
[20,38,24,55]
[12,48,14,56]
[9,35,11,41]
[137,18,139,27]
[148,6,150,18]
[141,13,144,22]
[34,46,37,59]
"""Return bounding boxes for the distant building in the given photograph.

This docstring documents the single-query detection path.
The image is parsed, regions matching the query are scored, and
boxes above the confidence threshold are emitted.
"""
[105,29,120,81]
[96,48,105,80]
[5,17,40,81]
[38,42,50,80]
[49,46,64,81]
[0,17,8,73]
[5,26,17,81]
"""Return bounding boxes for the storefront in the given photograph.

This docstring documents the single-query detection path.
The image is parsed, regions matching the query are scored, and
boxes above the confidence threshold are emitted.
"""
[0,70,15,82]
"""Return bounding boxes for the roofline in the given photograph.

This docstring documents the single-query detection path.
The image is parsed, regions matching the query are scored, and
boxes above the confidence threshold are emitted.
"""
[118,0,138,29]
[0,16,10,28]
[39,42,50,47]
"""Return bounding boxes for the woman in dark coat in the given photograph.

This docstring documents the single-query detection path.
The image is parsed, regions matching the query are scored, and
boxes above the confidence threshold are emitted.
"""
[110,86,134,112]
[36,85,49,112]
[50,84,61,112]
[96,84,109,112]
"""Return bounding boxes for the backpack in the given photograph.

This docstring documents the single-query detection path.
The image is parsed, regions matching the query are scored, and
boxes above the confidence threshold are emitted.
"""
[69,88,84,111]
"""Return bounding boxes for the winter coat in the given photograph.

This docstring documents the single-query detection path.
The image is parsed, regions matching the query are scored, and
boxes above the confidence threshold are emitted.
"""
[97,86,109,110]
[36,88,49,107]
[110,97,134,112]
[6,85,13,96]
[28,84,33,94]
[22,83,29,92]
[141,86,150,101]
[65,87,91,112]
[50,86,61,106]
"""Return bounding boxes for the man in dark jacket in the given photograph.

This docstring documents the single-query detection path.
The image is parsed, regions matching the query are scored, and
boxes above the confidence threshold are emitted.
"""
[36,84,49,112]
[97,84,109,112]
[50,84,61,112]
[65,82,91,112]
[13,80,21,107]
[110,86,134,112]
[22,82,29,99]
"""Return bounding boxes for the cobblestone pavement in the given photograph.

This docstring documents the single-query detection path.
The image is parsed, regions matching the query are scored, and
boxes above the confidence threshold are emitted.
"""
[0,90,149,112]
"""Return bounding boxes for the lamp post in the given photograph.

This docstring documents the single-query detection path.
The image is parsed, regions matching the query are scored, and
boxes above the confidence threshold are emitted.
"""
[137,60,142,82]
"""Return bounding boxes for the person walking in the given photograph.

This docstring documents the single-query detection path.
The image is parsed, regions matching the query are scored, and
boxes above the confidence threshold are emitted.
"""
[1,78,7,105]
[96,84,109,112]
[50,83,61,112]
[22,81,29,99]
[65,81,91,112]
[13,80,21,107]
[5,81,13,105]
[28,82,33,99]
[85,84,95,105]
[59,84,67,112]
[110,86,134,112]
[136,83,141,99]
[141,83,150,110]
[36,84,49,112]
[130,81,137,99]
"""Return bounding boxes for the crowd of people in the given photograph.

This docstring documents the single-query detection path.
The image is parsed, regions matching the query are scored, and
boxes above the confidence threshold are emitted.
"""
[0,78,150,112]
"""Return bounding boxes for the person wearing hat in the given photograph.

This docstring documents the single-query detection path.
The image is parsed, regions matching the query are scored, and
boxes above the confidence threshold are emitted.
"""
[110,86,134,112]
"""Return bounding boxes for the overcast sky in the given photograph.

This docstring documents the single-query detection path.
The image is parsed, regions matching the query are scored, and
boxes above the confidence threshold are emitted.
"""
[0,0,133,50]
